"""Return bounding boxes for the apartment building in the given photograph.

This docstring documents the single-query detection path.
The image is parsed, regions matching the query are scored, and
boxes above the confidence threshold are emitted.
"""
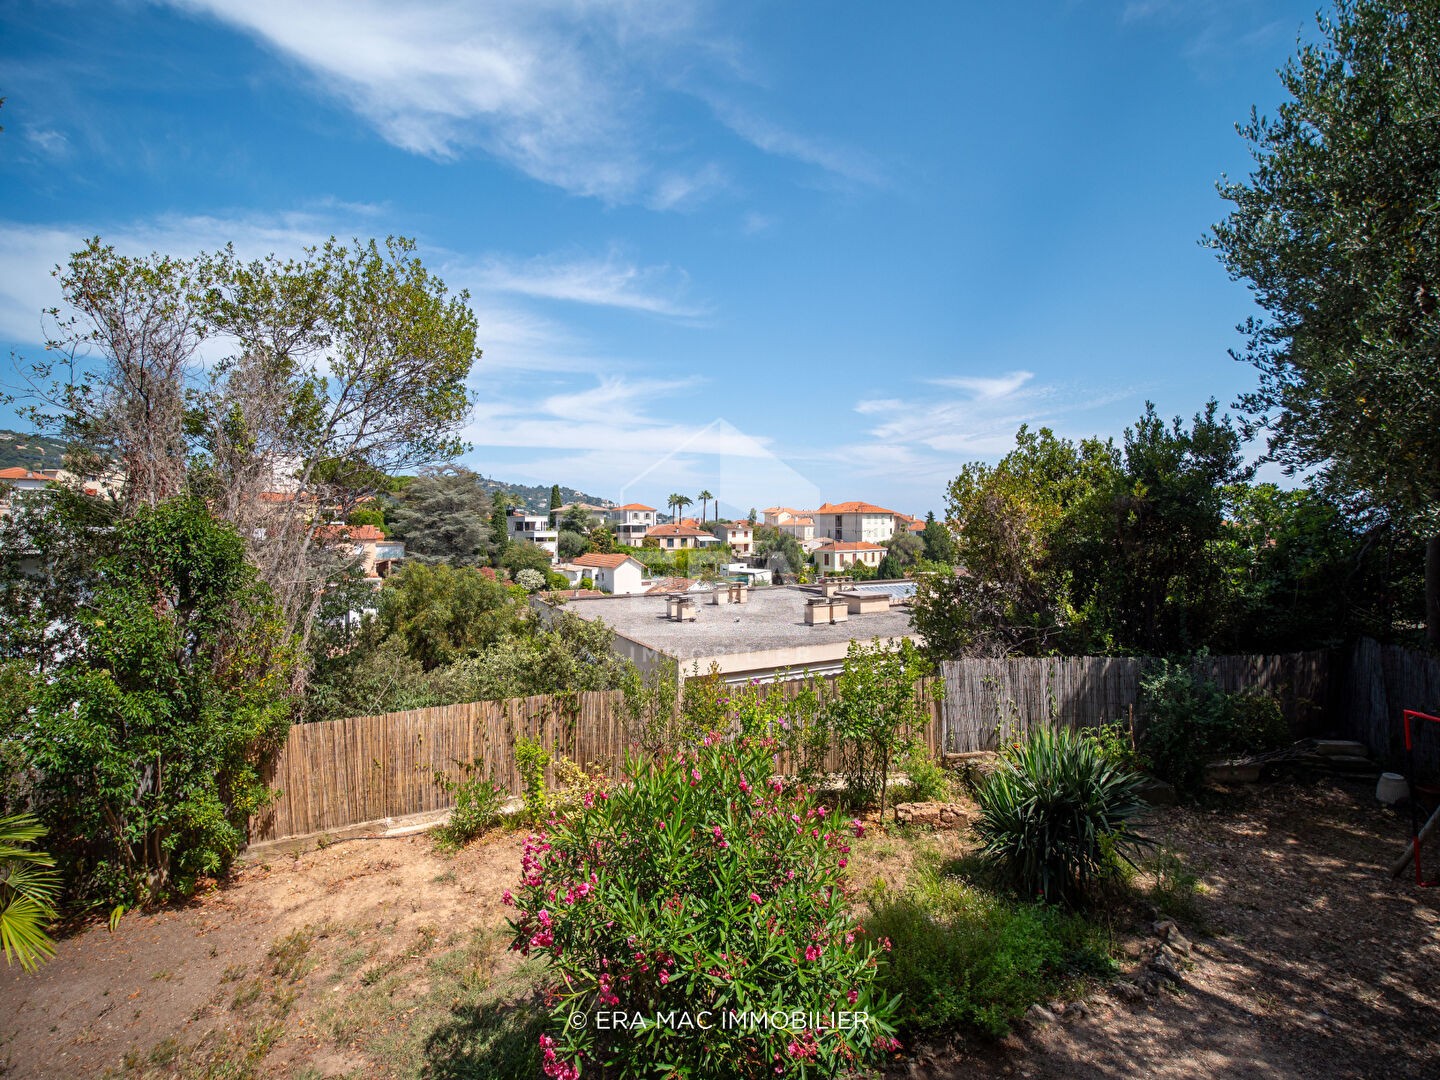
[607,503,657,546]
[812,501,902,544]
[508,509,559,558]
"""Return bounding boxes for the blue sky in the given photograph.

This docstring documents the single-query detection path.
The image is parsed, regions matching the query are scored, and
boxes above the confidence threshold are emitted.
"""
[0,0,1318,517]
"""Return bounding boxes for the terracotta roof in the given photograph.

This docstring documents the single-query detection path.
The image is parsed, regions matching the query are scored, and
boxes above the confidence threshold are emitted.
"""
[716,522,751,531]
[818,540,885,552]
[645,524,716,539]
[313,524,387,542]
[779,517,814,527]
[614,503,656,512]
[814,501,901,516]
[0,467,51,481]
[572,553,637,569]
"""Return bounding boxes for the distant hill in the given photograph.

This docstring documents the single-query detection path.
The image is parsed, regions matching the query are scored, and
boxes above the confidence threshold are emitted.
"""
[0,430,612,512]
[473,476,612,514]
[0,430,69,472]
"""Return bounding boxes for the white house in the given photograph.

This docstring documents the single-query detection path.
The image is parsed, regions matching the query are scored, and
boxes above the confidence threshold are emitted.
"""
[777,516,815,542]
[813,539,885,573]
[645,524,722,550]
[761,506,809,527]
[813,502,902,544]
[508,509,559,558]
[712,522,753,555]
[607,503,657,546]
[558,553,646,595]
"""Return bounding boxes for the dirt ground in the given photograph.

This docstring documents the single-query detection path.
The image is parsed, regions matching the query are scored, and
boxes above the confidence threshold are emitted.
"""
[897,778,1440,1080]
[2,776,1437,1079]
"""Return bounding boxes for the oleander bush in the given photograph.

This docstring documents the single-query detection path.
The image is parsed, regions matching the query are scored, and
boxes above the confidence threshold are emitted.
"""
[974,725,1149,906]
[506,736,901,1079]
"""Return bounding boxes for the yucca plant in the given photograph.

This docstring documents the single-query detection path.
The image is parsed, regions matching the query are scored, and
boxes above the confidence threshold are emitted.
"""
[975,725,1150,906]
[1,812,60,972]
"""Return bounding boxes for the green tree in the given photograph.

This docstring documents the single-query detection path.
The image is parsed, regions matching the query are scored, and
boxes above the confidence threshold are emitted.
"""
[556,530,589,561]
[501,541,555,578]
[550,484,562,512]
[1207,0,1440,642]
[698,489,714,523]
[489,491,515,565]
[386,465,496,565]
[379,562,526,670]
[588,525,617,554]
[920,511,956,564]
[878,531,924,579]
[559,503,594,535]
[17,497,294,908]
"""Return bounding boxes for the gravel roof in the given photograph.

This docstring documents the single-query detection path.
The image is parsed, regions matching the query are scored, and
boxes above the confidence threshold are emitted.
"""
[559,585,917,657]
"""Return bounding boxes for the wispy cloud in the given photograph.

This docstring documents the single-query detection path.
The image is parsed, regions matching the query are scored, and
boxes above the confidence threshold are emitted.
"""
[840,368,1133,467]
[159,0,722,205]
[712,102,885,188]
[466,251,706,318]
[157,1,882,206]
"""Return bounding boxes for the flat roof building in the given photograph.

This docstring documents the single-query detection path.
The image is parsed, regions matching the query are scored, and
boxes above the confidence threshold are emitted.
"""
[546,583,919,683]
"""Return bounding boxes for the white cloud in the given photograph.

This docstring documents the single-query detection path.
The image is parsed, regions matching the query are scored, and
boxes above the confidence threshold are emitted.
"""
[158,1,882,205]
[465,251,705,318]
[161,0,716,204]
[839,368,1135,469]
[712,103,885,188]
[23,128,70,158]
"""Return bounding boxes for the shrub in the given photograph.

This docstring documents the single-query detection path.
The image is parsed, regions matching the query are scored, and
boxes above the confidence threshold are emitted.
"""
[505,737,901,1078]
[1139,663,1289,795]
[0,813,60,972]
[867,860,1113,1037]
[821,639,940,816]
[18,496,294,910]
[514,736,550,823]
[432,760,508,850]
[974,726,1149,906]
[1083,721,1145,773]
[891,745,954,805]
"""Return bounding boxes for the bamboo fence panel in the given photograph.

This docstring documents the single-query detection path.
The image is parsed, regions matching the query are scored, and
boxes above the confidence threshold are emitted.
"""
[254,650,1344,843]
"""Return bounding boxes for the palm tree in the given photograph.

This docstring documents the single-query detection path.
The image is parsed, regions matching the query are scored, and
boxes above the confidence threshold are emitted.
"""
[1,813,59,972]
[667,493,682,521]
[698,489,714,523]
[673,494,694,523]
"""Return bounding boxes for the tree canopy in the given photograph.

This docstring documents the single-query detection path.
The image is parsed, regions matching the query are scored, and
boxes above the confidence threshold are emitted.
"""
[1207,0,1440,637]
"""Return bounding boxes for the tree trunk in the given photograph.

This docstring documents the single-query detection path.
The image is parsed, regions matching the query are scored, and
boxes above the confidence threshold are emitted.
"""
[1427,535,1440,648]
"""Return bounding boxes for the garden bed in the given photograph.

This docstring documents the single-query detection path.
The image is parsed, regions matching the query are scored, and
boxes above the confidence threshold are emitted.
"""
[1,777,1436,1078]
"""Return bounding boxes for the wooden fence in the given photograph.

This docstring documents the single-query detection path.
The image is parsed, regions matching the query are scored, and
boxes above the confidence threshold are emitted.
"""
[252,678,945,843]
[254,642,1440,845]
[938,650,1339,752]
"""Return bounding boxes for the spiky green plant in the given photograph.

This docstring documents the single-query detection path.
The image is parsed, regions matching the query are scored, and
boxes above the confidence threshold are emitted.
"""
[975,725,1150,906]
[1,813,60,972]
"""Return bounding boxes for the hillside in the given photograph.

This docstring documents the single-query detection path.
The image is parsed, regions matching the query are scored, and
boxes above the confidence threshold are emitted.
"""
[474,476,611,514]
[0,430,69,472]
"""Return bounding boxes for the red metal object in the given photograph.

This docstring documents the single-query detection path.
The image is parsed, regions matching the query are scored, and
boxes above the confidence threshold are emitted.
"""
[1402,710,1440,887]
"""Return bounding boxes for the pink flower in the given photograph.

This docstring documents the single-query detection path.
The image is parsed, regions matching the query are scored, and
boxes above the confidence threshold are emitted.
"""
[739,778,751,794]
[501,889,514,906]
[657,820,666,830]
[804,943,822,962]
[583,791,595,809]
[748,892,762,904]
[838,857,847,868]
[659,970,670,985]
[850,818,866,838]
[847,988,859,1004]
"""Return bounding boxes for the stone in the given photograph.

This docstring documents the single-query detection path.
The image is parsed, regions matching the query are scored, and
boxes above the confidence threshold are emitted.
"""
[1025,1004,1058,1027]
[1167,931,1193,956]
[1112,980,1145,1002]
[1205,761,1261,784]
[893,801,971,830]
[1152,919,1178,938]
[1149,951,1185,985]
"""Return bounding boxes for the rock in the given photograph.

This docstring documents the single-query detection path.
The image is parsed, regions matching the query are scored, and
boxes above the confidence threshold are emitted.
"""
[1065,1000,1090,1020]
[1025,1003,1058,1027]
[893,801,971,830]
[1167,931,1193,956]
[1112,980,1145,1002]
[1149,951,1185,985]
[1152,919,1178,938]
[1310,739,1368,758]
